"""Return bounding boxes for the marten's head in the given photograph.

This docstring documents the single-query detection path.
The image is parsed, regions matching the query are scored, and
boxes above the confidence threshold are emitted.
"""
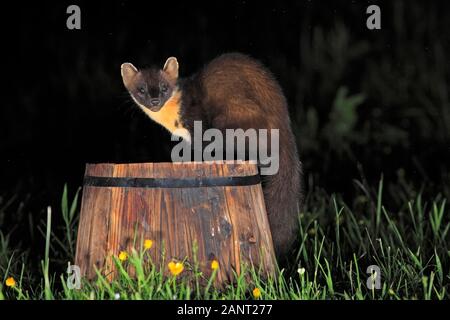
[121,57,179,112]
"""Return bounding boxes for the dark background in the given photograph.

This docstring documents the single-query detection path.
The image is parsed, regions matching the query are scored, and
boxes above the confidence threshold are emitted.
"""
[1,0,449,260]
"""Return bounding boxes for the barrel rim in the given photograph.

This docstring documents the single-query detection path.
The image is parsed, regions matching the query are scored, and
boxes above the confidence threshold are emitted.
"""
[83,174,261,188]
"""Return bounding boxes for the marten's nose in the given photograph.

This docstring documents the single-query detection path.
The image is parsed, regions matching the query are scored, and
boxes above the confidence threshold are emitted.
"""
[150,98,160,106]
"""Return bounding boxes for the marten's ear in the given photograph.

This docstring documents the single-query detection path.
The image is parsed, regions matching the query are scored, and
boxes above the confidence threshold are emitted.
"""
[163,57,179,80]
[121,62,138,89]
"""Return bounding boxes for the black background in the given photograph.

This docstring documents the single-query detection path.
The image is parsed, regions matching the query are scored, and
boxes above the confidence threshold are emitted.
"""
[1,0,449,246]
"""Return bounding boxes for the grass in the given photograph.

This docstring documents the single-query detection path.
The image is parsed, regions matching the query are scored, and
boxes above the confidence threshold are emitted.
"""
[2,1,449,302]
[0,177,449,300]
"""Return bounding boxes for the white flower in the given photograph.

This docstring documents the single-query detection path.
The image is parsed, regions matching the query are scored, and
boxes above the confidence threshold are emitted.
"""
[297,267,306,276]
[114,293,120,300]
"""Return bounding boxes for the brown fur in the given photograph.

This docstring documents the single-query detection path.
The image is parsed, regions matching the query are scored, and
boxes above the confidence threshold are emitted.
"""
[121,53,302,261]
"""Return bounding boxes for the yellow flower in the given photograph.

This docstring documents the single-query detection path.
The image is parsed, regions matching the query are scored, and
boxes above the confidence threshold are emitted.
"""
[211,260,219,270]
[252,287,261,299]
[118,251,128,261]
[5,277,16,287]
[168,261,184,276]
[388,288,395,296]
[144,239,153,250]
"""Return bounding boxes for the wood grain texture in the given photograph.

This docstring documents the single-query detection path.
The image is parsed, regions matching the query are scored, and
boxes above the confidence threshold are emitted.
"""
[74,161,276,285]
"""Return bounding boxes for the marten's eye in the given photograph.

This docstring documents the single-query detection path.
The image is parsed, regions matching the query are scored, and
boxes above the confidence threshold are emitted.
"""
[160,84,168,93]
[138,87,146,95]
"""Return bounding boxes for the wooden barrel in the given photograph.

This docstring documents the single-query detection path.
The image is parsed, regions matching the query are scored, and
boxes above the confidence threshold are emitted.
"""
[74,161,276,285]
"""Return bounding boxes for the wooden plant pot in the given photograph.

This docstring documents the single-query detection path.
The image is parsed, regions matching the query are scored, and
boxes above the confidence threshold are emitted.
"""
[74,161,276,285]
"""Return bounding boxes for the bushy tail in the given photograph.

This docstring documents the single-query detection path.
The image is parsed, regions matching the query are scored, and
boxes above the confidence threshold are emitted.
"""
[263,130,302,261]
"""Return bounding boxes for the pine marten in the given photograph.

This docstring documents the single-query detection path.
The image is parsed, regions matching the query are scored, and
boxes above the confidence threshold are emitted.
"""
[121,53,302,261]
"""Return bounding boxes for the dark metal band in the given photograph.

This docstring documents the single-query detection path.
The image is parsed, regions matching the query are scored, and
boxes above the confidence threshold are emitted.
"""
[83,174,261,189]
